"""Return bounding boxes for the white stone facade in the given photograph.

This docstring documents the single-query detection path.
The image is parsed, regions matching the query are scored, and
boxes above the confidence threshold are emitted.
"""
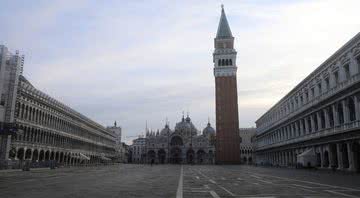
[239,128,256,164]
[0,45,117,167]
[255,33,360,172]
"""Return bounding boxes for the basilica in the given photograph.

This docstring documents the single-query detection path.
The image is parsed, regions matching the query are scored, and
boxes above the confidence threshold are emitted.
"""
[138,114,216,164]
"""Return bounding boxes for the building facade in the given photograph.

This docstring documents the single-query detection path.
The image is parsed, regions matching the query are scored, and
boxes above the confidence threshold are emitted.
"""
[0,46,117,168]
[239,128,256,164]
[129,137,146,163]
[255,33,360,172]
[213,5,241,164]
[131,115,216,164]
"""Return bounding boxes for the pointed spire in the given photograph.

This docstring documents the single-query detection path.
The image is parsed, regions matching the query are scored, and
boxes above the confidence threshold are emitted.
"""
[216,4,233,39]
[114,120,117,127]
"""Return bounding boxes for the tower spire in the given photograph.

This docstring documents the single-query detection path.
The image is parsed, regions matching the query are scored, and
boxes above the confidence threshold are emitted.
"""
[216,4,233,39]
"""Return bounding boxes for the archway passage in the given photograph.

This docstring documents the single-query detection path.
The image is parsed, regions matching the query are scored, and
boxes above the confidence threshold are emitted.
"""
[323,151,329,167]
[32,150,39,162]
[148,150,156,163]
[170,147,182,164]
[25,149,32,160]
[354,142,360,173]
[170,136,183,146]
[158,149,166,164]
[248,157,252,164]
[39,150,45,161]
[197,150,206,164]
[186,149,195,164]
[17,148,24,160]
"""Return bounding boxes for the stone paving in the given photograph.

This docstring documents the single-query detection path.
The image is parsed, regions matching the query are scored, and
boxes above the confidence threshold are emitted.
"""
[0,164,360,198]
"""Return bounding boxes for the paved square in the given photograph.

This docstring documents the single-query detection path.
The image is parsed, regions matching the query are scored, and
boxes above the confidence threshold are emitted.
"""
[0,165,360,198]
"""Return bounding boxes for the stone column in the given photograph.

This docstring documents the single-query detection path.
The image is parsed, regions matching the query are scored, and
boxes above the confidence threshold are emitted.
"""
[304,118,309,134]
[332,104,339,126]
[310,115,315,133]
[347,142,355,171]
[324,108,330,129]
[299,120,304,136]
[316,112,322,130]
[354,95,360,121]
[337,143,344,170]
[342,100,350,124]
[320,147,325,168]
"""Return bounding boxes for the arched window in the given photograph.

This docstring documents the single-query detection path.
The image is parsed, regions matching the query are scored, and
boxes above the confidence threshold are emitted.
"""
[218,59,221,66]
[222,59,225,66]
[229,59,232,65]
[225,59,229,65]
[348,97,356,121]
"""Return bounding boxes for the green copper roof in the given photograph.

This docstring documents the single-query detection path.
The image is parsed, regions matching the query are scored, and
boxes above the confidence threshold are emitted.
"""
[216,5,233,39]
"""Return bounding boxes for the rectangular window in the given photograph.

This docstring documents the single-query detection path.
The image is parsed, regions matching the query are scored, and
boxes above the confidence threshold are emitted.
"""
[357,56,360,73]
[305,92,309,102]
[311,88,315,98]
[318,83,322,95]
[334,71,339,85]
[344,64,350,80]
[325,78,330,90]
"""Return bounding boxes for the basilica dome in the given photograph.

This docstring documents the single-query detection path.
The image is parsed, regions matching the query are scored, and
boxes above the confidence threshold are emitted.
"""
[174,115,197,137]
[160,124,172,136]
[203,122,215,136]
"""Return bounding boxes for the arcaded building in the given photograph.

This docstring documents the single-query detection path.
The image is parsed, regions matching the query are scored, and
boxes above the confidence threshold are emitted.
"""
[0,45,116,167]
[255,33,360,172]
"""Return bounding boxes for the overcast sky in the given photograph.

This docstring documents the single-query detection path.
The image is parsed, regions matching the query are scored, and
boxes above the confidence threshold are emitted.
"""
[1,0,359,144]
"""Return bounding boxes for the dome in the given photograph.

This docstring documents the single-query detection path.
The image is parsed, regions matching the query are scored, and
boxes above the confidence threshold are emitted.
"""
[160,124,172,136]
[203,122,215,136]
[175,115,197,137]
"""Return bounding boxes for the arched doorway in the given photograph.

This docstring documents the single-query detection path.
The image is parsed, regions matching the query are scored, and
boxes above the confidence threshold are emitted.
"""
[17,148,24,160]
[158,149,166,164]
[323,150,329,167]
[32,150,39,162]
[248,157,253,164]
[330,144,338,168]
[186,149,195,164]
[147,150,156,164]
[208,150,214,163]
[25,149,32,160]
[316,152,321,167]
[45,150,50,161]
[341,143,349,169]
[243,157,247,164]
[196,150,206,164]
[170,147,182,164]
[170,136,183,146]
[39,150,45,161]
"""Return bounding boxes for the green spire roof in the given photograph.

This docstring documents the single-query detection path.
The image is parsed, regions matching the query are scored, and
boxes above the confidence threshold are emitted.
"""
[216,5,233,39]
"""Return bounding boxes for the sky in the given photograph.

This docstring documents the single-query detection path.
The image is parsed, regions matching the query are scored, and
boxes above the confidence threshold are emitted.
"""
[0,0,359,144]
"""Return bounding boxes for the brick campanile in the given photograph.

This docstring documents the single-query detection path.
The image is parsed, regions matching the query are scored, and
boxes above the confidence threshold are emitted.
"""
[213,5,241,164]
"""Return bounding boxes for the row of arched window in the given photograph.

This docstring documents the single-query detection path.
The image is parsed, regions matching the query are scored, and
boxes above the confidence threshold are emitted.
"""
[15,99,115,148]
[218,59,232,66]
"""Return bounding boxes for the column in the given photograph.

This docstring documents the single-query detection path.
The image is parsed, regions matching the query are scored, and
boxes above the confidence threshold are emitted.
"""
[299,120,304,136]
[316,112,322,130]
[310,115,315,133]
[342,100,350,124]
[320,147,325,168]
[337,143,344,170]
[332,104,339,126]
[304,118,309,134]
[354,95,360,121]
[324,108,330,128]
[347,142,355,171]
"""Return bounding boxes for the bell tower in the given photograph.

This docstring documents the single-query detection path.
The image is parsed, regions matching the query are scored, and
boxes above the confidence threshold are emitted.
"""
[213,5,241,164]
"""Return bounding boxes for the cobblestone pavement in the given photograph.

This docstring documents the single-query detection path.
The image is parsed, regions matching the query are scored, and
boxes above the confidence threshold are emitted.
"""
[182,165,360,198]
[1,164,360,198]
